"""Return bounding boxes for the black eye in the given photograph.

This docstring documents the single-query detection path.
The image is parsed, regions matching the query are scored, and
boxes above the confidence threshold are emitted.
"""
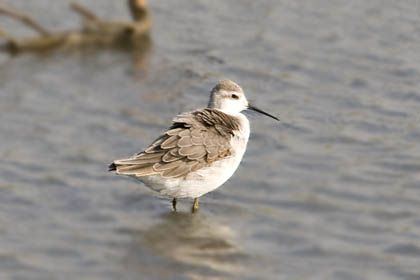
[231,94,239,99]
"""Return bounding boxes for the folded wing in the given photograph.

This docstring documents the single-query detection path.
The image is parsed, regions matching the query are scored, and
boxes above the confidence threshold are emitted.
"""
[109,109,240,179]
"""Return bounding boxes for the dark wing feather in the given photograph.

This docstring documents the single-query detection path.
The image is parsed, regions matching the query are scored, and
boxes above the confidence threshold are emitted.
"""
[109,109,240,178]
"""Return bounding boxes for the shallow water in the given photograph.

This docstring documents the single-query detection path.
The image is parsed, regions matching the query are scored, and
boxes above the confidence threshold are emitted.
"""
[1,0,420,279]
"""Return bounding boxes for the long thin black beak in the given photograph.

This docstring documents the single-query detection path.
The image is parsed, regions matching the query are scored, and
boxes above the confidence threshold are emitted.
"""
[247,104,279,121]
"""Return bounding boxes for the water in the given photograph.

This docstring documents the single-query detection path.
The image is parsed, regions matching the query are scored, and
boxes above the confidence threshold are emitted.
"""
[1,0,420,279]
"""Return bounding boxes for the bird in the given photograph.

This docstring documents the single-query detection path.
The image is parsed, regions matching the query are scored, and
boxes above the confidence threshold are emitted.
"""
[109,79,279,212]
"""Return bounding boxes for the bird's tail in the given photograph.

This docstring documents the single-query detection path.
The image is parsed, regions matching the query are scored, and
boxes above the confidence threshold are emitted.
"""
[108,162,117,171]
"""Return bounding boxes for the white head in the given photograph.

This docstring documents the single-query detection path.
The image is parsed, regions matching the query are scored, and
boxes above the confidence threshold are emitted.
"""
[208,80,248,114]
[207,79,280,120]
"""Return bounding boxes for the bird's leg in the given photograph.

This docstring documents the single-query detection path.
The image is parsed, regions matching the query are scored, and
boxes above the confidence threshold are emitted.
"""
[172,198,177,211]
[192,198,199,213]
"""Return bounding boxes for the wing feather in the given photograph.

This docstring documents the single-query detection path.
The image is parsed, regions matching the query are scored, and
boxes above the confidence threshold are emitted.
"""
[166,127,183,136]
[161,135,178,149]
[117,164,155,176]
[162,163,191,178]
[178,136,192,147]
[162,151,184,163]
[109,109,239,179]
[153,160,182,172]
[178,145,205,157]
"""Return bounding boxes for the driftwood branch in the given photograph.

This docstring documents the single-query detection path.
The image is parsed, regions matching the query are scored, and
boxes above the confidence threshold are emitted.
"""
[69,2,98,21]
[0,28,20,52]
[0,5,50,35]
[129,0,148,21]
[0,0,151,54]
[0,28,16,43]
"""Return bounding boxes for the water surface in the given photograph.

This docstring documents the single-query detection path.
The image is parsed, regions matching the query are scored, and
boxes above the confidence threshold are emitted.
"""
[1,1,420,279]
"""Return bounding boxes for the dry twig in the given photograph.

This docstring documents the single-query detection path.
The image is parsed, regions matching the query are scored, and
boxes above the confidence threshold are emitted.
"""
[69,2,98,21]
[0,5,50,35]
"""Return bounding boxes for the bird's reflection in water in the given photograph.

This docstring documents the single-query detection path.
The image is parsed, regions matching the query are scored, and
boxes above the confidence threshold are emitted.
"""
[123,211,246,279]
[128,36,152,74]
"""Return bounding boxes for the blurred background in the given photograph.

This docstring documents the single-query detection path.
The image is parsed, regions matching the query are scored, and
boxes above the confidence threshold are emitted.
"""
[1,1,420,279]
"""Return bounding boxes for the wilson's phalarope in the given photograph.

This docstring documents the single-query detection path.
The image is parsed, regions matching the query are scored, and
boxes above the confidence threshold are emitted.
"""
[109,80,279,212]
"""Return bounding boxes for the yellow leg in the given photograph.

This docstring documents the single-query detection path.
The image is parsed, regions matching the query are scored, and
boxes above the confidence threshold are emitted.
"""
[192,198,199,213]
[172,198,177,211]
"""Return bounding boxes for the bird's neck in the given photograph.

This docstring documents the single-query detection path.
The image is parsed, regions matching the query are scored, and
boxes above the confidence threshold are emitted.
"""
[228,111,250,138]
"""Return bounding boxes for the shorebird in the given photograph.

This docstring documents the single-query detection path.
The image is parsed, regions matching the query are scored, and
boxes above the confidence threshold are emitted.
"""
[109,80,279,212]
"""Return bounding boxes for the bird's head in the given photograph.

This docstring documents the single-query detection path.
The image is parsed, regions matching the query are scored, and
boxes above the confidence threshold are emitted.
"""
[208,79,279,121]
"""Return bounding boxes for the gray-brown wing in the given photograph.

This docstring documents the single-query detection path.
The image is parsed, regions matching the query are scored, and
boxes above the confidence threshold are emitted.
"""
[110,110,237,179]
